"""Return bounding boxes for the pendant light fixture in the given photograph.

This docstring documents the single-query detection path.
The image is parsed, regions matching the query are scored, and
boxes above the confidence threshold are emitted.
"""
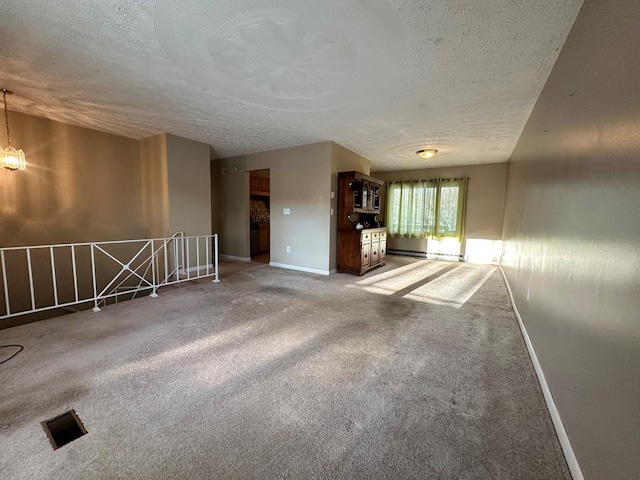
[1,88,26,171]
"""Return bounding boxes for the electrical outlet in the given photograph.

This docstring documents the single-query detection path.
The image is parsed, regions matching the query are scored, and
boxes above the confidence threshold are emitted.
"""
[286,246,291,253]
[283,208,290,215]
[330,208,334,216]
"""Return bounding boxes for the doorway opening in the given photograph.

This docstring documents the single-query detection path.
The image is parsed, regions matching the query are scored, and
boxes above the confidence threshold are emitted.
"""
[249,169,270,263]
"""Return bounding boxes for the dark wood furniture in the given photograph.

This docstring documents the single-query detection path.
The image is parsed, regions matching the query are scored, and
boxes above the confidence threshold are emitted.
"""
[250,173,270,255]
[337,171,386,275]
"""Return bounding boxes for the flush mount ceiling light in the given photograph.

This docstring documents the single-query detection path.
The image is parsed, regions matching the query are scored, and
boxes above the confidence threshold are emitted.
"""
[2,88,26,171]
[416,148,438,159]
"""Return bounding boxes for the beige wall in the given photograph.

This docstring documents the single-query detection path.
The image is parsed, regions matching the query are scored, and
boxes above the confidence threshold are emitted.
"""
[1,112,153,328]
[0,118,212,247]
[501,0,640,478]
[1,111,146,247]
[165,133,211,236]
[331,142,371,176]
[330,142,372,270]
[211,155,250,260]
[140,133,169,238]
[212,142,334,273]
[0,114,213,328]
[375,163,508,259]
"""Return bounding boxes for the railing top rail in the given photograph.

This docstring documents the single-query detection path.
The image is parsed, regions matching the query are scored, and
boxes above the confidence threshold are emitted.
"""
[0,232,216,252]
[172,235,217,240]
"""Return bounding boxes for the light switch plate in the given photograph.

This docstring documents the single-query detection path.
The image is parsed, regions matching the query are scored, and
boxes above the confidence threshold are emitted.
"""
[283,208,291,215]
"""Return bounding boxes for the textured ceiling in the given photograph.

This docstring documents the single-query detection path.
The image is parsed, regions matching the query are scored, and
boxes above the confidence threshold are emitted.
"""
[0,0,583,171]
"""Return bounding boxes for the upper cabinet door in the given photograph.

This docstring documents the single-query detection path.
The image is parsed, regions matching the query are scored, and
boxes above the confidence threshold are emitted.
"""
[351,180,363,209]
[372,185,380,211]
[362,181,370,210]
[250,176,270,195]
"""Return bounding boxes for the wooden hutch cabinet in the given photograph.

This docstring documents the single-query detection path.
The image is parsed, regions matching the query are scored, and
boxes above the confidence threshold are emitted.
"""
[337,171,387,275]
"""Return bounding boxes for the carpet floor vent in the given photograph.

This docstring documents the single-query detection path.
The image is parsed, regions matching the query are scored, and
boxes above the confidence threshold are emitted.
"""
[42,410,87,450]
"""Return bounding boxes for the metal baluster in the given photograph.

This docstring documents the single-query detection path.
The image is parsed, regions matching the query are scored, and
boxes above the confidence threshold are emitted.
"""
[71,245,79,302]
[181,234,185,275]
[150,240,158,298]
[163,239,168,285]
[50,247,59,306]
[91,244,101,312]
[213,234,220,283]
[1,250,10,315]
[26,248,36,310]
[174,238,179,281]
[206,236,210,275]
[196,237,200,278]
[186,237,190,280]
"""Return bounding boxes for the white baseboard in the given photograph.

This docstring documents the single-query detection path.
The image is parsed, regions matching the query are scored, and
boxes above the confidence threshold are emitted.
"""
[387,249,463,261]
[269,262,331,276]
[219,254,251,262]
[498,265,583,480]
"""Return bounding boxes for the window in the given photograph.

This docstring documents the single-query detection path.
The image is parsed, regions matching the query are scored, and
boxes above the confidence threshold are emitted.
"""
[386,178,468,239]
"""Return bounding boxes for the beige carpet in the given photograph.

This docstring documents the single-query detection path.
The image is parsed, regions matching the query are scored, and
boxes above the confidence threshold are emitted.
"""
[0,256,570,479]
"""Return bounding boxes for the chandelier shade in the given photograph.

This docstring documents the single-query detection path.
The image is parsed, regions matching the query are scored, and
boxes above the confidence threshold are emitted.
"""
[2,88,26,171]
[1,145,26,171]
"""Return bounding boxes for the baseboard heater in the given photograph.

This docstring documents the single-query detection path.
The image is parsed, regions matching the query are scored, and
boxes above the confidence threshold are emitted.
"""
[388,249,463,261]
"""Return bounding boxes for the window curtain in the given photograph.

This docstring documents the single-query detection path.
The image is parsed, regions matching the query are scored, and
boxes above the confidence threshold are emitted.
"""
[436,178,468,239]
[387,180,433,237]
[386,177,468,240]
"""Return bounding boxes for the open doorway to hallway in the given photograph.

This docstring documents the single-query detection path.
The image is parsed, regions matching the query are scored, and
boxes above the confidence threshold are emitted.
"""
[249,169,270,263]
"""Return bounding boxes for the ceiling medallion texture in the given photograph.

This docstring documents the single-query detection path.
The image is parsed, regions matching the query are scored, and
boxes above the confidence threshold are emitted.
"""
[154,0,402,111]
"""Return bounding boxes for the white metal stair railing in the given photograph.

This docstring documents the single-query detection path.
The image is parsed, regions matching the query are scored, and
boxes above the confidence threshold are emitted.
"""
[108,232,185,305]
[0,233,220,321]
[91,230,185,311]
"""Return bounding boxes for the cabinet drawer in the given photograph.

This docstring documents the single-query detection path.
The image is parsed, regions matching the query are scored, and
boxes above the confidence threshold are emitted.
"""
[371,232,379,239]
[379,230,386,239]
[362,232,371,241]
